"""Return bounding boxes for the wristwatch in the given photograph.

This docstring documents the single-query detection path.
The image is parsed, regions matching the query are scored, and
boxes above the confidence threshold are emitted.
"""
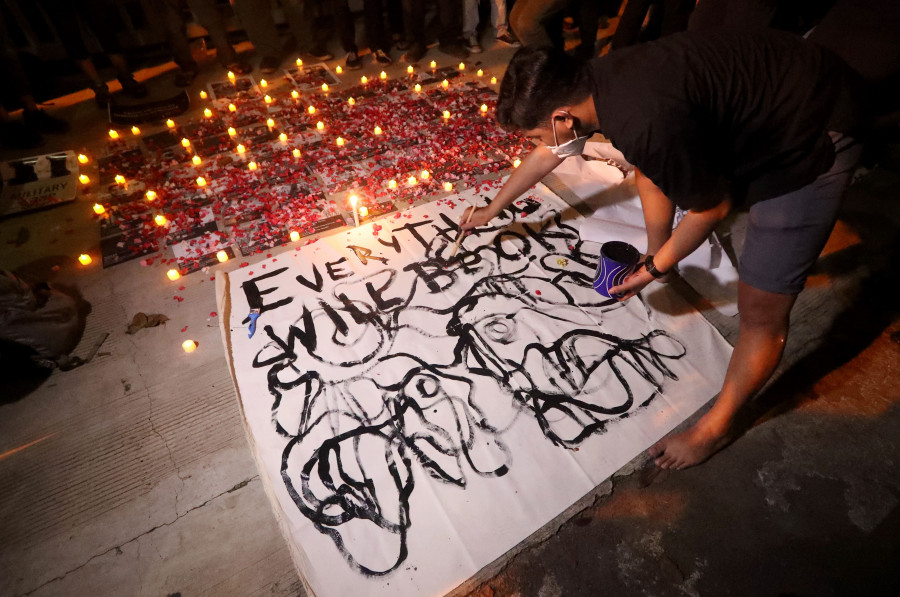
[643,254,667,279]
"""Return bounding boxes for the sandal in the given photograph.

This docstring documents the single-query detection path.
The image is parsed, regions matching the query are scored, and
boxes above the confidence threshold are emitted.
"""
[224,61,253,75]
[174,69,198,87]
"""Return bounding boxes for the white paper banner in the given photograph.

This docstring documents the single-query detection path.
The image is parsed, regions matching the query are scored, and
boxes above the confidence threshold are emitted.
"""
[218,183,732,597]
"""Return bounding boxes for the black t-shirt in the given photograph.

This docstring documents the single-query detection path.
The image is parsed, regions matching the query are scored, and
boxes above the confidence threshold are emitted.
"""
[588,30,860,211]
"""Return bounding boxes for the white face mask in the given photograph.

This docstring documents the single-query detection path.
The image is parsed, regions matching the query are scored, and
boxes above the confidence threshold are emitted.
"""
[547,115,591,158]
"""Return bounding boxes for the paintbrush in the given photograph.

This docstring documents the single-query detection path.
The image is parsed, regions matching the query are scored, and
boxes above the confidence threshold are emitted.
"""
[450,202,475,257]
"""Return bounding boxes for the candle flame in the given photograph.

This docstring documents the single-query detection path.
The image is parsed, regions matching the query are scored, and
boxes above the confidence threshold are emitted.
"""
[181,138,191,147]
[227,71,235,80]
[108,129,119,139]
[316,121,325,130]
[260,79,268,88]
[196,176,207,186]
[296,58,303,66]
[388,179,397,189]
[336,137,345,146]
[228,127,236,136]
[414,83,421,92]
[308,105,316,114]
[192,155,202,165]
[77,154,89,164]
[279,132,288,142]
[114,174,126,185]
[145,190,157,201]
[216,250,229,262]
[430,60,436,68]
[237,144,246,154]
[248,161,258,171]
[292,148,301,158]
[78,254,92,265]
[200,90,208,99]
[380,71,387,80]
[203,108,212,118]
[443,182,453,191]
[335,66,343,74]
[373,125,382,135]
[131,125,141,135]
[348,97,356,105]
[228,103,237,112]
[155,214,168,226]
[182,339,197,353]
[322,83,329,92]
[93,203,105,214]
[78,174,90,184]
[289,230,300,242]
[264,95,273,104]
[167,269,181,281]
[266,118,275,128]
[291,90,300,99]
[166,119,176,128]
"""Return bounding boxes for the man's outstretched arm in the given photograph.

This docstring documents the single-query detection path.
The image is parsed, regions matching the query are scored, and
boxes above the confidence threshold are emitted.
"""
[459,144,564,229]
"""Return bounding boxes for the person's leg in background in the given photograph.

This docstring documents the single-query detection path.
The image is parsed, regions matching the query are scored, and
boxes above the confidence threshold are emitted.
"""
[0,9,69,149]
[436,0,468,58]
[281,0,334,62]
[492,0,521,46]
[462,0,483,53]
[573,0,600,59]
[509,0,571,48]
[230,0,287,73]
[400,0,426,62]
[79,0,148,96]
[332,0,362,69]
[364,0,393,63]
[387,0,408,50]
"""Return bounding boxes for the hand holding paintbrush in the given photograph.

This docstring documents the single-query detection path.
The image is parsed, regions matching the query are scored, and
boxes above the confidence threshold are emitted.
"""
[450,202,475,257]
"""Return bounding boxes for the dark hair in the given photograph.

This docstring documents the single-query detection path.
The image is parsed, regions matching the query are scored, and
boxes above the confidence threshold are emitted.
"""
[496,47,591,131]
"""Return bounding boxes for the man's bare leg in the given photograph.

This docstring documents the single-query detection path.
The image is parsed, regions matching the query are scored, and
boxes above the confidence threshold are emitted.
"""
[650,281,797,469]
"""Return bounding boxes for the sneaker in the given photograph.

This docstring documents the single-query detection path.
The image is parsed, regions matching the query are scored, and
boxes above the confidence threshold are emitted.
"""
[0,120,43,150]
[118,75,148,98]
[23,110,70,135]
[345,51,362,70]
[496,32,522,47]
[92,83,111,106]
[438,42,469,59]
[308,47,334,62]
[374,49,392,64]
[464,35,483,54]
[260,55,281,75]
[404,42,426,64]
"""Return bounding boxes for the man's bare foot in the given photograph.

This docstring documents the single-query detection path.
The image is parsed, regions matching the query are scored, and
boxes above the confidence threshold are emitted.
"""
[649,420,733,470]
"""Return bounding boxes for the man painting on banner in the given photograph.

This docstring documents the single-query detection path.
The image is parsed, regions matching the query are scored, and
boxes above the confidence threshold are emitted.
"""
[459,30,865,469]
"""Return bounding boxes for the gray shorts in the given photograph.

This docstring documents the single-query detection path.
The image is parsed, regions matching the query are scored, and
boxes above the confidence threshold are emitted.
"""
[739,132,863,295]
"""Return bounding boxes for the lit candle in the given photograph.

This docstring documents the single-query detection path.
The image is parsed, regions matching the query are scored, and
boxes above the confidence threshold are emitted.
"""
[316,121,325,130]
[442,79,449,88]
[414,83,421,93]
[266,118,275,128]
[227,71,235,81]
[388,179,397,189]
[78,254,92,265]
[477,68,483,77]
[196,176,207,187]
[78,174,90,185]
[109,129,119,139]
[348,97,355,105]
[227,127,237,136]
[430,60,436,69]
[279,132,288,142]
[407,175,417,186]
[336,137,345,146]
[443,181,453,192]
[335,65,343,74]
[248,161,258,171]
[321,83,329,92]
[216,250,229,262]
[192,155,202,166]
[155,214,168,226]
[308,105,316,114]
[200,90,208,99]
[291,90,300,99]
[260,78,268,88]
[458,62,465,70]
[228,103,237,112]
[420,169,430,179]
[491,76,497,84]
[407,65,414,74]
[77,154,89,164]
[289,230,300,242]
[131,125,141,135]
[236,144,246,154]
[292,148,301,158]
[442,110,451,119]
[93,203,105,214]
[167,269,181,281]
[145,190,157,201]
[480,103,488,113]
[203,108,212,118]
[358,205,368,218]
[296,58,303,66]
[166,119,176,128]
[373,125,382,135]
[380,71,387,80]
[350,194,360,227]
[115,174,126,185]
[513,158,522,168]
[361,76,368,84]
[264,95,273,104]
[182,339,197,353]
[181,138,191,148]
